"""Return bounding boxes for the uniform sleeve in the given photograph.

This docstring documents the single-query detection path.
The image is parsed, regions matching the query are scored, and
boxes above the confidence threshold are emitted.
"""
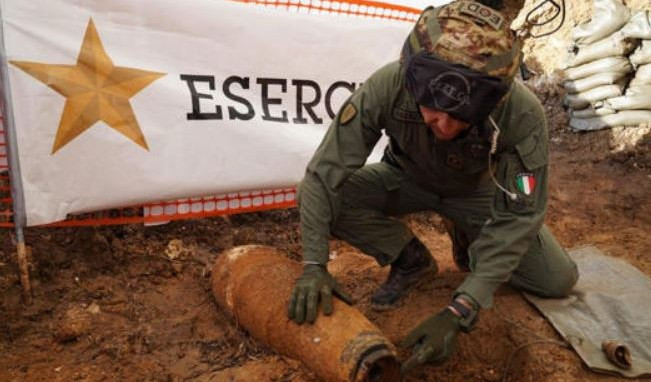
[455,121,549,308]
[298,76,386,264]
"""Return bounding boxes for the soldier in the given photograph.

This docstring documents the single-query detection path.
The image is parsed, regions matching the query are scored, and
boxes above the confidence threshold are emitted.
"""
[287,0,578,371]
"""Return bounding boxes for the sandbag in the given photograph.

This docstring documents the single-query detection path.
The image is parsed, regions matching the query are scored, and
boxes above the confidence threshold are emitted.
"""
[603,85,651,110]
[570,110,651,131]
[564,71,628,94]
[571,107,616,119]
[564,84,625,110]
[624,84,651,97]
[630,40,651,66]
[629,64,651,87]
[566,36,638,68]
[564,56,632,81]
[572,0,631,45]
[615,10,651,40]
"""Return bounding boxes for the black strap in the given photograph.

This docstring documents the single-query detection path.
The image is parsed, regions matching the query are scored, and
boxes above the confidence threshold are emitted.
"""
[449,299,472,319]
[449,297,479,332]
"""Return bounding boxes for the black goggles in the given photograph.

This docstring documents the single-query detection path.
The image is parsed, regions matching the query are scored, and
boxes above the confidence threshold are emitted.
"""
[404,51,509,125]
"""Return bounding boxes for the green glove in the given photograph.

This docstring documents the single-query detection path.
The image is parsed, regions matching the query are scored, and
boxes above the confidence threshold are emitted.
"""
[287,264,353,325]
[401,308,461,373]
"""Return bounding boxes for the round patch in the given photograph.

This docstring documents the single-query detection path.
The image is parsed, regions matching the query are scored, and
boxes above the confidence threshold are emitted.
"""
[427,71,471,112]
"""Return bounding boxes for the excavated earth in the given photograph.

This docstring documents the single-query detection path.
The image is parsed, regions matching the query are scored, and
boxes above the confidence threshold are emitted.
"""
[1,2,651,381]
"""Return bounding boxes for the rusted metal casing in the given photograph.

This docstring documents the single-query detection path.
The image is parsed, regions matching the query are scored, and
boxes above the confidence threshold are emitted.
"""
[212,245,400,382]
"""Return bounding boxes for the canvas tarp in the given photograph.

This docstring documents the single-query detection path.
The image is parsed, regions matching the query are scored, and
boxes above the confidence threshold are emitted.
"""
[524,246,651,378]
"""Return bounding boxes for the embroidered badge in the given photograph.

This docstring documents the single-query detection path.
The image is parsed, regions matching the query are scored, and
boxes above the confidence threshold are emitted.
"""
[446,153,465,171]
[339,103,357,125]
[516,173,536,195]
[464,142,489,158]
[458,1,504,30]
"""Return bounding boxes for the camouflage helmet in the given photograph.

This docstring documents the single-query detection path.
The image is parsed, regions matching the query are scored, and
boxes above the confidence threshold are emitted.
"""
[402,1,522,83]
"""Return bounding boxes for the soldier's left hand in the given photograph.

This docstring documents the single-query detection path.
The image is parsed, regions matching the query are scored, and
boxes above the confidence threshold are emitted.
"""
[400,308,461,373]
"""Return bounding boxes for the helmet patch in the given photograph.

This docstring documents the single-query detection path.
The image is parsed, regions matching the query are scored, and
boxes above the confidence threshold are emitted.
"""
[458,1,504,30]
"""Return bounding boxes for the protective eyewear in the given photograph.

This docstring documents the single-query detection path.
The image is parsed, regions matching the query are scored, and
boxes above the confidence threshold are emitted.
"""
[404,51,509,125]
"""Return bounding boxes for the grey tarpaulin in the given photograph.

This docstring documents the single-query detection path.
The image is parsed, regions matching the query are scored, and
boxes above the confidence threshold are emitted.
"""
[524,246,651,378]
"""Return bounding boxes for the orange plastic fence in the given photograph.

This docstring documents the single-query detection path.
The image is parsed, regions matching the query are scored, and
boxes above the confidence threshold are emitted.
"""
[231,0,422,21]
[0,114,12,227]
[0,0,420,227]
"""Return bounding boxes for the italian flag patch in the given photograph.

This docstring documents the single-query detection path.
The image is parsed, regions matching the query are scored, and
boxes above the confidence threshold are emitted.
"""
[516,173,536,195]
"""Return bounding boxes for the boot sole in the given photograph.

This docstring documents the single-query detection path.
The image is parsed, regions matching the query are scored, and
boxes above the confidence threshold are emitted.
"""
[370,261,438,312]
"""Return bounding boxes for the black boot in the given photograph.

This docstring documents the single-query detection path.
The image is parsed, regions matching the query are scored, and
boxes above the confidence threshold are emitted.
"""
[371,238,438,310]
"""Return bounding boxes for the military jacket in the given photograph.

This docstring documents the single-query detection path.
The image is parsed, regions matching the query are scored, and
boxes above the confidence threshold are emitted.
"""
[299,61,549,308]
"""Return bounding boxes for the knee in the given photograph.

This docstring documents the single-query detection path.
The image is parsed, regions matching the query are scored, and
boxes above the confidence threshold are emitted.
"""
[539,261,579,298]
[339,173,374,208]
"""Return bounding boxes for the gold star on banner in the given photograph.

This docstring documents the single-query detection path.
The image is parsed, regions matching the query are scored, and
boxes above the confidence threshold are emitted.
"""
[11,18,165,154]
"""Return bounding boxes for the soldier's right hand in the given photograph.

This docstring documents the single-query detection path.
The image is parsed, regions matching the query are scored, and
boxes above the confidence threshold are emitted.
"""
[287,264,353,324]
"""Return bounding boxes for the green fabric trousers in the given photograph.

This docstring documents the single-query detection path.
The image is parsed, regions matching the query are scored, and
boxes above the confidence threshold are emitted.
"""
[331,162,578,299]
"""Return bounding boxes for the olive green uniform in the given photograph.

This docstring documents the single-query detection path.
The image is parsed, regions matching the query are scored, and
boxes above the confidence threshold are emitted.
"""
[299,61,578,308]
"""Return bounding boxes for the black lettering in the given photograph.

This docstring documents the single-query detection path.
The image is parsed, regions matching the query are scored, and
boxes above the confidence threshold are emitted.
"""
[444,84,455,97]
[292,79,323,124]
[435,82,462,100]
[257,78,288,123]
[325,81,356,119]
[179,74,222,120]
[223,76,255,121]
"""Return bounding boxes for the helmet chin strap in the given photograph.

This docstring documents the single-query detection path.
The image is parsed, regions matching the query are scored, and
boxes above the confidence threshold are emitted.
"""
[488,116,519,201]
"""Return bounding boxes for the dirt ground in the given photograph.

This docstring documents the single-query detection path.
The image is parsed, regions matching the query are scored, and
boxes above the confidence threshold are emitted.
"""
[2,2,651,380]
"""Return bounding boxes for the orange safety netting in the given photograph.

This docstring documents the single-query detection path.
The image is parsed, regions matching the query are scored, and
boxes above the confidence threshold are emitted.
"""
[0,117,10,226]
[231,0,421,21]
[0,0,420,227]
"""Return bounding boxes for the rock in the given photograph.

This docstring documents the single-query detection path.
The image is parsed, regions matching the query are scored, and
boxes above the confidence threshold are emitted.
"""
[165,239,191,260]
[86,302,101,315]
[54,306,92,342]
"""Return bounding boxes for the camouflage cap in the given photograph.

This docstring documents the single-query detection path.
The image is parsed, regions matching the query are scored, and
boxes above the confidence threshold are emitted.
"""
[403,1,522,82]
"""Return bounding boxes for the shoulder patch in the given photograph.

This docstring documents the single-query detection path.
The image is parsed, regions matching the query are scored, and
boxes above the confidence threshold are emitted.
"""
[515,172,536,196]
[339,103,357,125]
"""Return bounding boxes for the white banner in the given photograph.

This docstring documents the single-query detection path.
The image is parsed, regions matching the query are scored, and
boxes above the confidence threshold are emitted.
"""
[0,0,445,226]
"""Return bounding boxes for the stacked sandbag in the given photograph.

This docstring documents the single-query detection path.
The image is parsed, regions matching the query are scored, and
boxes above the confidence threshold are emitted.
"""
[563,0,651,131]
